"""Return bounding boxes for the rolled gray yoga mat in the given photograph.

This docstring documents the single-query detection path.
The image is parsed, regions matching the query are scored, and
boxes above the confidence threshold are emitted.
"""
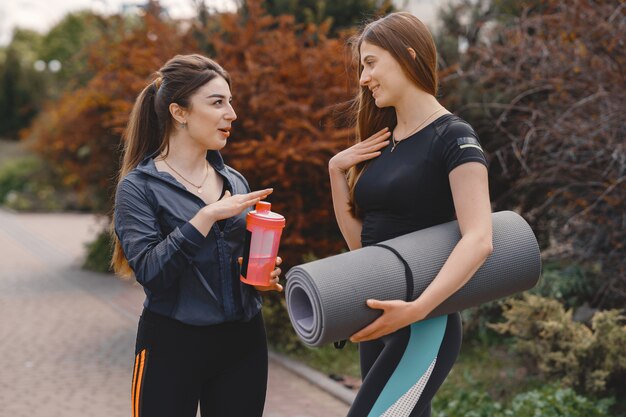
[285,211,541,347]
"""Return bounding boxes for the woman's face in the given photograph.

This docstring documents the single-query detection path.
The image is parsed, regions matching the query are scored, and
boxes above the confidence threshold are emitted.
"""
[183,76,237,150]
[359,41,412,108]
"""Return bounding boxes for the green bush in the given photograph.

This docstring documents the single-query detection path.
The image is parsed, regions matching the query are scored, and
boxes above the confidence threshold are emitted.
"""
[433,383,615,417]
[462,262,603,346]
[503,384,614,417]
[489,294,626,396]
[433,389,503,417]
[0,156,42,202]
[83,229,113,273]
[0,155,92,212]
[461,301,508,345]
[531,262,600,310]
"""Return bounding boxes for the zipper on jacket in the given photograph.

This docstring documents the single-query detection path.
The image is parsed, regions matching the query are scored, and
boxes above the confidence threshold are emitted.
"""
[135,156,243,319]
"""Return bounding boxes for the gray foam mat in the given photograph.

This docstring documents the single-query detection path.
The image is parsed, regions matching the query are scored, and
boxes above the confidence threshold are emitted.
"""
[285,211,541,347]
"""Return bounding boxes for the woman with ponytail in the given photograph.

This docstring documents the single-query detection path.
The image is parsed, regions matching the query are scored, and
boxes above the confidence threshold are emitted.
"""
[112,54,281,417]
[329,13,493,416]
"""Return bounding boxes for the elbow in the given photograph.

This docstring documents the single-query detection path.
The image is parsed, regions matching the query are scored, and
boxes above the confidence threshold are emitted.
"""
[465,232,493,259]
[480,234,493,259]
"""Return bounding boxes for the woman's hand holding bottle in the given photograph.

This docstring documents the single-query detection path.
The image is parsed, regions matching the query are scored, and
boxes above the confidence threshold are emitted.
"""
[238,256,283,293]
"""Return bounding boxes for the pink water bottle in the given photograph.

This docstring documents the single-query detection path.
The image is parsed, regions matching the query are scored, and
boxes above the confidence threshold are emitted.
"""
[240,201,286,286]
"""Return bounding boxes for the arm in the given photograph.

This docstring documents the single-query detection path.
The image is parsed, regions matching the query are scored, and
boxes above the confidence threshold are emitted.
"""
[329,128,391,250]
[115,180,272,292]
[328,167,363,251]
[351,162,492,342]
[410,162,493,317]
[114,179,207,292]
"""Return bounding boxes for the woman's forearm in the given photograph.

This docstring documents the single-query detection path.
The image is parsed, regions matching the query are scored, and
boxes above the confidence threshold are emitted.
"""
[411,231,493,319]
[329,167,363,251]
[189,207,217,237]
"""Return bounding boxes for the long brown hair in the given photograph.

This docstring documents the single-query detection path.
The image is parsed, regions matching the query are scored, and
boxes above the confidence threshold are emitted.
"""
[347,12,439,216]
[111,54,231,277]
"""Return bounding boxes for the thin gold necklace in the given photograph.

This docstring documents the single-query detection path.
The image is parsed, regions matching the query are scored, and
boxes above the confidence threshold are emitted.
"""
[162,158,209,194]
[391,107,445,152]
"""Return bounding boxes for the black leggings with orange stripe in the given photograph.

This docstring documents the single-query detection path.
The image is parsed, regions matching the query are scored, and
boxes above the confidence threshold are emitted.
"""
[131,309,268,417]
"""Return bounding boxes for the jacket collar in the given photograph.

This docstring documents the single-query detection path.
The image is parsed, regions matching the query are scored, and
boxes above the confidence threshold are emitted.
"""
[136,150,227,177]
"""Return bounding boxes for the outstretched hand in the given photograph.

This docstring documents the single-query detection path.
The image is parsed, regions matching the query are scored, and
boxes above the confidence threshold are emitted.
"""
[329,128,391,173]
[349,299,423,343]
[204,188,273,221]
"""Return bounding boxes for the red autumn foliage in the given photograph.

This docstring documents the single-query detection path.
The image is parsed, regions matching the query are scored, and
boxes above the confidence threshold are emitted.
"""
[212,1,356,263]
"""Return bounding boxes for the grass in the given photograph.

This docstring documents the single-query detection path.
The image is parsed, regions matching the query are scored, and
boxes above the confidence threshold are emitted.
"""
[279,342,361,378]
[437,340,542,403]
[0,138,29,166]
[279,336,544,404]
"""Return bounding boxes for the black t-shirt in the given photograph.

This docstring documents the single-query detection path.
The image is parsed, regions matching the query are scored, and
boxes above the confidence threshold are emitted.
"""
[355,114,488,247]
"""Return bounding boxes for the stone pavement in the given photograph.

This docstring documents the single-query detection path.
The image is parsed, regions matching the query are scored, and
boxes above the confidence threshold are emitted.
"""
[0,209,350,417]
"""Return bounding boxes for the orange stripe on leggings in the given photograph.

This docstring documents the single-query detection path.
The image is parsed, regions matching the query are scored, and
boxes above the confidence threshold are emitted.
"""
[131,352,140,417]
[132,350,147,417]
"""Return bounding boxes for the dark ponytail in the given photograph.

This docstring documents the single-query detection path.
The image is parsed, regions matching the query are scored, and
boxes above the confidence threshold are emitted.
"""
[120,78,164,180]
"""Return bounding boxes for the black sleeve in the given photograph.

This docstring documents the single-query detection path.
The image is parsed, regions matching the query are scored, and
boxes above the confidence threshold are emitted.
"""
[437,119,488,174]
[114,177,205,292]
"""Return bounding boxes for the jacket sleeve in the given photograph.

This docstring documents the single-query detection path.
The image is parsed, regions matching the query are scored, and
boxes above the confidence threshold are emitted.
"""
[114,178,205,292]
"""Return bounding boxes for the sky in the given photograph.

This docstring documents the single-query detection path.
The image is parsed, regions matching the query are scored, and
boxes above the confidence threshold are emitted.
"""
[0,0,444,46]
[0,0,235,45]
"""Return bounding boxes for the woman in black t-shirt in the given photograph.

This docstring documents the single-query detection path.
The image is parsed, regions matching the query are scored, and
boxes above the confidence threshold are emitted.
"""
[329,13,493,417]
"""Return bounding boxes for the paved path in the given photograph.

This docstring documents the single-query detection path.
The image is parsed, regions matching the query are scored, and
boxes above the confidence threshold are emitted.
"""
[0,209,350,417]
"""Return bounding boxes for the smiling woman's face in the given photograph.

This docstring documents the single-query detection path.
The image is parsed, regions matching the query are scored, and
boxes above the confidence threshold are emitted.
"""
[183,76,237,150]
[359,41,414,109]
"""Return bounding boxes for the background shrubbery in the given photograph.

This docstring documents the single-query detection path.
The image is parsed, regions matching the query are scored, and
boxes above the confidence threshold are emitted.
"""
[433,382,615,417]
[490,294,626,397]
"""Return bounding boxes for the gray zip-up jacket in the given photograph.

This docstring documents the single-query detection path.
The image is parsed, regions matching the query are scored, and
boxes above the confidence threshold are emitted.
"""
[114,151,262,325]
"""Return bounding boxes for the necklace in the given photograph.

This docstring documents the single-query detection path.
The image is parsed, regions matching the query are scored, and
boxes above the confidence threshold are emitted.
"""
[162,158,209,194]
[391,107,445,152]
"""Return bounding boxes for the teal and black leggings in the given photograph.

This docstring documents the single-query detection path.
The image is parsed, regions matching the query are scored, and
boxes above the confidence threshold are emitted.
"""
[348,313,462,417]
[131,309,267,417]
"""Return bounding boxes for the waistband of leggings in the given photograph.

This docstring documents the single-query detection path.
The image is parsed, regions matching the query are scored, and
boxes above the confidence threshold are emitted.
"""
[140,307,261,330]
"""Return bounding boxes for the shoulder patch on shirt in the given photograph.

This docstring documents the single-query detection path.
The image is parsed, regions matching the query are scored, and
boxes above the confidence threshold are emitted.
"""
[456,136,484,152]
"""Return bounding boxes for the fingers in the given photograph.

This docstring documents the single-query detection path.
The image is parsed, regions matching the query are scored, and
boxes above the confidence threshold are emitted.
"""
[350,322,377,342]
[362,127,391,144]
[266,275,282,292]
[270,267,281,278]
[275,256,282,266]
[366,299,385,310]
[238,188,273,208]
[247,188,273,199]
[362,139,390,153]
[223,188,271,202]
[254,276,283,293]
[351,300,386,342]
[356,151,384,163]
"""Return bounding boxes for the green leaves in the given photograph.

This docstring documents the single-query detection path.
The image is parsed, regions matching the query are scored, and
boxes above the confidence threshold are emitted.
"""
[489,294,626,396]
[433,383,615,417]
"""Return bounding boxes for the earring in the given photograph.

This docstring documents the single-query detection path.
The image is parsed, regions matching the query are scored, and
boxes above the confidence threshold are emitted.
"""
[180,121,187,129]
